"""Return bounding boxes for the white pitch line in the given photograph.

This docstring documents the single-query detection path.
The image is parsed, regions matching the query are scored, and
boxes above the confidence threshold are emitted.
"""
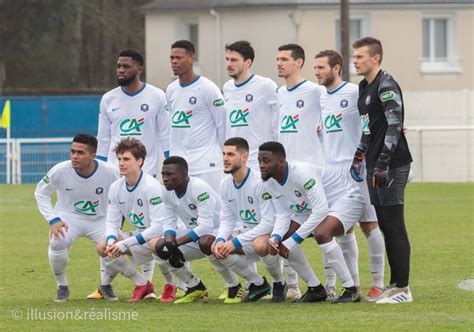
[457,279,474,291]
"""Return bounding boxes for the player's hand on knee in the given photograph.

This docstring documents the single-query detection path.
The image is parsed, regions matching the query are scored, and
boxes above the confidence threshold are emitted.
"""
[219,241,236,258]
[267,237,280,256]
[50,221,68,240]
[350,148,365,182]
[212,241,225,259]
[278,243,290,259]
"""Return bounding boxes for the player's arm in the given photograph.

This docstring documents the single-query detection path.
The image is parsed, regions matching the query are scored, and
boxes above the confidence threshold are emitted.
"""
[34,168,68,239]
[156,92,170,158]
[104,191,125,257]
[282,173,329,253]
[267,80,280,140]
[96,97,112,161]
[208,85,227,148]
[372,77,404,187]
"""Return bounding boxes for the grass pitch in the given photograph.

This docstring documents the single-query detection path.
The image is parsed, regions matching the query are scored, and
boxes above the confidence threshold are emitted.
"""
[0,183,473,331]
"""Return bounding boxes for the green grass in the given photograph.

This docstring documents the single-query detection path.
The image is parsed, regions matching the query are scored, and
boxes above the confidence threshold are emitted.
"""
[0,183,473,331]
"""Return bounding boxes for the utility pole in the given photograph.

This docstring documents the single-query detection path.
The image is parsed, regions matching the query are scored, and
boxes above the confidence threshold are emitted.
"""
[340,0,350,81]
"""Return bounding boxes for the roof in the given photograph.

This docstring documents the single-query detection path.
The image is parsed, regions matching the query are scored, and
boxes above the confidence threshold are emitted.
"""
[141,0,473,11]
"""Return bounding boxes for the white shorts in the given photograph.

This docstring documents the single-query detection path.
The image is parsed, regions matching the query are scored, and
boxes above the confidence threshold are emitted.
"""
[49,217,104,249]
[232,225,261,262]
[120,230,154,265]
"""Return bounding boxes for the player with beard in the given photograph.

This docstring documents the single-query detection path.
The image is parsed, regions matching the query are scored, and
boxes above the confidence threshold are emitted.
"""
[94,49,171,300]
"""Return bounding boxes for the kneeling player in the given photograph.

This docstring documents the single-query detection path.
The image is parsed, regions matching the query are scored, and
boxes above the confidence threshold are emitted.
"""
[34,134,120,302]
[151,156,240,304]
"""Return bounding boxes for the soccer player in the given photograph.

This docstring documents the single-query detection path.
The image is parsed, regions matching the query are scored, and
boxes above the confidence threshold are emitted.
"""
[276,43,325,167]
[314,49,386,301]
[223,40,279,171]
[95,48,170,299]
[351,37,413,304]
[275,43,325,299]
[96,48,170,177]
[34,134,120,302]
[212,137,286,303]
[151,156,240,304]
[257,142,363,303]
[166,40,226,192]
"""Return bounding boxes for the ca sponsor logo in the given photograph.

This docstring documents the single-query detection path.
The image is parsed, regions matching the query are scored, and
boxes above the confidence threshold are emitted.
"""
[324,113,343,133]
[189,217,198,226]
[360,114,370,135]
[74,199,99,215]
[120,117,145,136]
[290,201,310,213]
[229,108,250,127]
[128,212,146,228]
[239,209,258,224]
[280,114,299,133]
[172,110,193,128]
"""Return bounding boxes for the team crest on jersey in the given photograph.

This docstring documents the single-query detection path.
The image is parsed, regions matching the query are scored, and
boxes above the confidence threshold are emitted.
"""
[294,190,302,198]
[128,212,146,229]
[188,203,197,210]
[239,209,258,224]
[245,94,253,102]
[120,117,144,136]
[296,100,304,108]
[324,113,343,133]
[365,95,371,105]
[290,201,310,213]
[189,96,197,105]
[229,108,250,127]
[74,199,99,216]
[172,110,193,128]
[280,114,299,133]
[248,196,254,204]
[96,187,103,195]
[141,103,149,112]
[137,198,143,207]
[340,99,348,108]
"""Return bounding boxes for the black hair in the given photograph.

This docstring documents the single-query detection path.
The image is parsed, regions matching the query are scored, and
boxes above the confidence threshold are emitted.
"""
[258,141,286,159]
[163,156,188,172]
[225,40,255,62]
[224,137,250,153]
[73,133,97,152]
[118,49,144,66]
[278,43,305,66]
[171,40,195,55]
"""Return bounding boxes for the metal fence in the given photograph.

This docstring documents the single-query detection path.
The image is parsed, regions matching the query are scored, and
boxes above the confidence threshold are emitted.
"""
[0,126,473,184]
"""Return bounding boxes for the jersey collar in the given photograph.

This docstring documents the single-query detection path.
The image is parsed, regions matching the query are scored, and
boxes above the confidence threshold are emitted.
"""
[74,160,98,179]
[126,171,143,192]
[234,74,254,88]
[233,167,251,189]
[327,81,348,95]
[179,75,201,88]
[121,83,147,97]
[277,163,289,186]
[286,80,307,92]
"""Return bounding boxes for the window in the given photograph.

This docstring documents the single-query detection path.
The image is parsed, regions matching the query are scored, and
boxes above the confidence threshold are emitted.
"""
[177,19,199,61]
[421,16,460,73]
[335,17,369,73]
[188,23,199,61]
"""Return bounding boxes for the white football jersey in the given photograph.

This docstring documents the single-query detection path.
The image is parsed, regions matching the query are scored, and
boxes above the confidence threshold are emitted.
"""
[264,162,328,246]
[217,168,275,245]
[320,82,361,167]
[223,75,279,170]
[161,177,221,241]
[278,80,325,166]
[166,76,226,175]
[105,172,164,243]
[35,160,119,224]
[97,83,170,176]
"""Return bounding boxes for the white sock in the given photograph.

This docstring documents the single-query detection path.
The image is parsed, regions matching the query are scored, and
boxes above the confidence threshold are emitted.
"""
[208,255,240,288]
[319,239,354,288]
[322,252,337,288]
[105,256,147,286]
[170,262,200,288]
[287,246,321,287]
[337,233,360,287]
[100,256,117,285]
[221,255,263,285]
[141,260,155,282]
[48,247,68,286]
[155,256,174,285]
[285,260,299,286]
[365,227,385,288]
[262,255,283,283]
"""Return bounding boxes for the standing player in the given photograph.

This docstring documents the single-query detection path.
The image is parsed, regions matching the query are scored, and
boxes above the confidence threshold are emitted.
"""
[275,43,326,298]
[314,49,386,300]
[34,134,120,302]
[223,40,279,170]
[95,49,170,296]
[151,156,240,304]
[166,40,226,192]
[213,137,285,303]
[351,37,413,304]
